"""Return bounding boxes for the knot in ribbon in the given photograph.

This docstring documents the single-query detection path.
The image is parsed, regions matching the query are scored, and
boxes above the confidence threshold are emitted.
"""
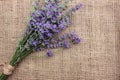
[0,62,15,75]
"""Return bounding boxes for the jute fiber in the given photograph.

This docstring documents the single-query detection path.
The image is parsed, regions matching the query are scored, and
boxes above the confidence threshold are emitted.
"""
[0,0,119,80]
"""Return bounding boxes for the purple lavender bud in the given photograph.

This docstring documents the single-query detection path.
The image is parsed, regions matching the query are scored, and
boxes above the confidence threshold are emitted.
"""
[30,20,35,25]
[61,35,66,39]
[47,50,53,57]
[46,10,53,18]
[59,23,65,29]
[47,33,52,37]
[32,41,37,46]
[49,44,53,48]
[53,24,57,28]
[72,3,83,12]
[72,38,81,44]
[39,28,44,33]
[51,17,57,23]
[62,41,70,48]
[55,30,60,33]
[38,10,44,16]
[35,1,39,6]
[36,18,40,21]
[38,23,42,26]
[36,22,40,26]
[44,21,51,28]
[31,13,36,18]
[45,41,49,45]
[56,43,59,47]
[79,3,83,8]
[41,17,46,21]
[70,32,78,39]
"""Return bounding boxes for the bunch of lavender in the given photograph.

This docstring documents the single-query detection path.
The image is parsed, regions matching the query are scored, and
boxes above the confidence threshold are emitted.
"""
[0,0,82,80]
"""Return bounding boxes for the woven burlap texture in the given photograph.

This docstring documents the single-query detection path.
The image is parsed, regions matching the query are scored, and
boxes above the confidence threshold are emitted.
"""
[0,0,120,80]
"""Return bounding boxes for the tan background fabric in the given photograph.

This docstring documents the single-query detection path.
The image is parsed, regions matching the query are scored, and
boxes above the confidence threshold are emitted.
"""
[0,0,120,80]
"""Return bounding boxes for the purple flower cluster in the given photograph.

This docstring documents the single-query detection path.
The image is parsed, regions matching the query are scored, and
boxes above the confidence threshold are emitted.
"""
[24,0,82,56]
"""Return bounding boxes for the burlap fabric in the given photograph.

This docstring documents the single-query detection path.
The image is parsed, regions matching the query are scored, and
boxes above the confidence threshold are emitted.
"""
[0,0,119,80]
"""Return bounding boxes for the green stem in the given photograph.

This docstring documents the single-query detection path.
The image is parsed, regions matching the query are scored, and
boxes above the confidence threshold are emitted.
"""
[10,47,33,66]
[0,32,33,80]
[0,49,33,80]
[0,0,39,79]
[10,31,32,65]
[0,73,8,80]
